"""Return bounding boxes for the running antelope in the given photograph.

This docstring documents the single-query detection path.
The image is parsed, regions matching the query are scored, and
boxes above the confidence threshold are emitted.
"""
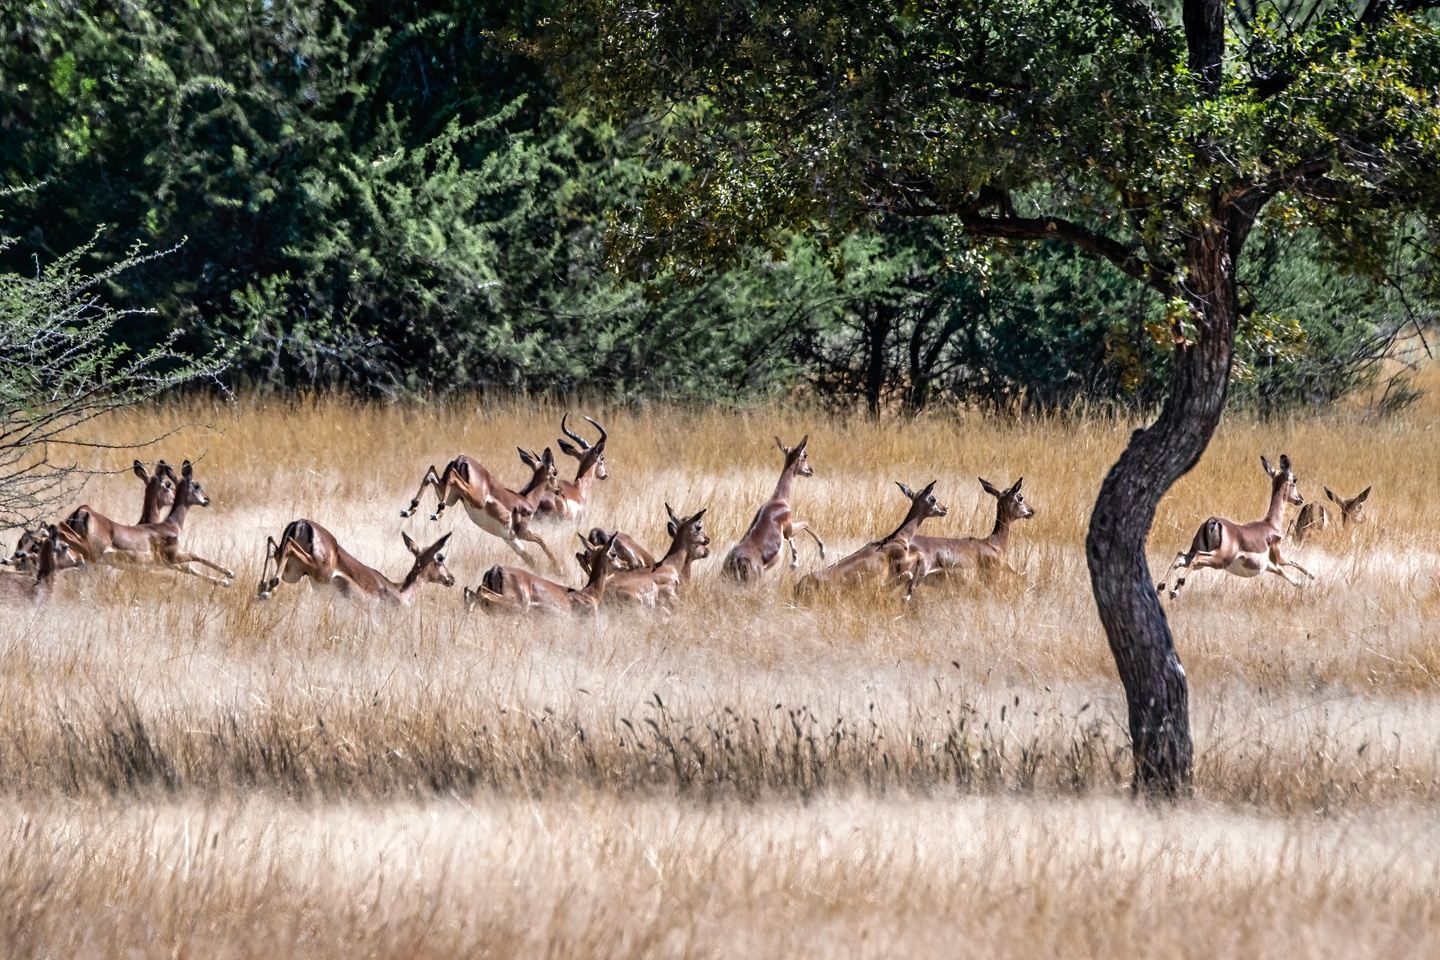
[0,525,84,604]
[1292,485,1372,544]
[583,527,655,571]
[256,521,454,603]
[599,505,711,609]
[464,531,624,615]
[794,481,947,601]
[400,448,563,572]
[723,435,825,583]
[535,415,609,521]
[1159,454,1314,599]
[60,460,235,585]
[5,460,177,575]
[907,477,1035,585]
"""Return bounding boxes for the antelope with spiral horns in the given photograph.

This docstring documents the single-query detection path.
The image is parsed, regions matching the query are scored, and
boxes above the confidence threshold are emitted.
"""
[1158,454,1314,599]
[723,435,825,583]
[534,414,610,521]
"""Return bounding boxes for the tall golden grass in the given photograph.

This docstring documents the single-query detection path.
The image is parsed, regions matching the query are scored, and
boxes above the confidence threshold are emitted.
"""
[2,366,1438,957]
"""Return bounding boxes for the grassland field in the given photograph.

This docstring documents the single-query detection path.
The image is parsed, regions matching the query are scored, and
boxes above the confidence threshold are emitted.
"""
[2,368,1438,958]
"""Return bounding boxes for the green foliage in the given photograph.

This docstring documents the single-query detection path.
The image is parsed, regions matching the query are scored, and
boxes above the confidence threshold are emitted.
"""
[0,211,226,526]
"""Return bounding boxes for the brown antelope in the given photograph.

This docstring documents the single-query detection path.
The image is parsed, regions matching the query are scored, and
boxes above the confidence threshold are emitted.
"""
[60,460,235,585]
[1159,454,1314,599]
[2,525,47,574]
[722,435,825,583]
[907,477,1035,585]
[794,481,948,601]
[599,504,711,609]
[535,415,609,521]
[400,448,563,572]
[1292,485,1372,544]
[582,527,655,571]
[4,461,177,575]
[256,520,454,603]
[134,459,178,524]
[464,531,624,615]
[0,524,85,604]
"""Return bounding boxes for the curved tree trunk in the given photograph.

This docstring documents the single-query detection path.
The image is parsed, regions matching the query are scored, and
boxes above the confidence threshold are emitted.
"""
[1084,223,1239,795]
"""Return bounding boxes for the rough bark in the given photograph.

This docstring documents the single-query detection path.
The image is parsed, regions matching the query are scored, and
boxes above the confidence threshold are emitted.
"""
[1084,222,1239,795]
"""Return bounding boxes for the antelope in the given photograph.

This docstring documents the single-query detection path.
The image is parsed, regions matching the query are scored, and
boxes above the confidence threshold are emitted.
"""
[0,525,84,604]
[399,447,563,572]
[256,521,454,603]
[5,461,177,575]
[464,531,624,615]
[722,435,825,583]
[60,460,235,585]
[582,527,655,571]
[794,481,947,601]
[600,504,711,609]
[1159,454,1314,599]
[134,459,178,524]
[907,477,1035,585]
[1292,485,1372,544]
[535,415,609,521]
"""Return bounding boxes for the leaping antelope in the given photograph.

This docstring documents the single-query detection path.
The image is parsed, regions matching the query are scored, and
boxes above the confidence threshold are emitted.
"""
[464,531,624,615]
[534,415,609,521]
[794,481,947,601]
[59,460,235,585]
[907,477,1035,585]
[400,448,563,572]
[582,527,655,571]
[598,504,711,609]
[256,521,454,603]
[1292,485,1372,544]
[1159,454,1314,599]
[0,525,84,604]
[5,460,179,575]
[723,435,825,583]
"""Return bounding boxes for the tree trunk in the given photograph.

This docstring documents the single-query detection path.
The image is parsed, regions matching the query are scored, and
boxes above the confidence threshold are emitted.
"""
[1084,223,1239,796]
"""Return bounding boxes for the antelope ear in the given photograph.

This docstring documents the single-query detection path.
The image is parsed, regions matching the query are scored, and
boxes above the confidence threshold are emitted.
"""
[557,439,581,459]
[1008,477,1024,496]
[775,436,788,454]
[1324,486,1339,505]
[542,447,555,467]
[133,460,148,481]
[1260,456,1274,478]
[430,532,452,553]
[181,460,194,480]
[667,520,678,537]
[1354,486,1372,504]
[517,447,536,467]
[402,531,419,556]
[1279,454,1292,472]
[797,434,809,451]
[979,477,1002,498]
[606,531,621,547]
[665,502,680,523]
[896,481,915,500]
[157,460,175,480]
[920,480,938,498]
[691,508,707,523]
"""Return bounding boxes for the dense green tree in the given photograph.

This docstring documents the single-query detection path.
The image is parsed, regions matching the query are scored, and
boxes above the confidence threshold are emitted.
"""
[551,0,1440,791]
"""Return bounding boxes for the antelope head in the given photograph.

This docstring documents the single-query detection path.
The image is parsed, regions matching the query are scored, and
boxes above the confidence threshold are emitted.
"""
[1325,485,1372,526]
[558,414,609,481]
[176,460,212,508]
[2,525,47,572]
[776,434,814,477]
[402,531,455,588]
[1261,454,1305,507]
[979,476,1034,521]
[665,502,711,558]
[517,447,564,497]
[896,481,949,521]
[134,459,178,513]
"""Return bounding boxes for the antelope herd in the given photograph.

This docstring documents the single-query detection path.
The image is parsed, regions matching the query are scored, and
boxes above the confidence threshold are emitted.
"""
[1,416,1373,612]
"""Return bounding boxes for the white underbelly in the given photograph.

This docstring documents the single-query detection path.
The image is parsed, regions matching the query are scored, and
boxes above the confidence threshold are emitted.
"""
[1225,551,1269,578]
[463,501,511,538]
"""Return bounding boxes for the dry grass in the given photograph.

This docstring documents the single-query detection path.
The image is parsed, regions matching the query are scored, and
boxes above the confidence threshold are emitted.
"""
[2,369,1438,957]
